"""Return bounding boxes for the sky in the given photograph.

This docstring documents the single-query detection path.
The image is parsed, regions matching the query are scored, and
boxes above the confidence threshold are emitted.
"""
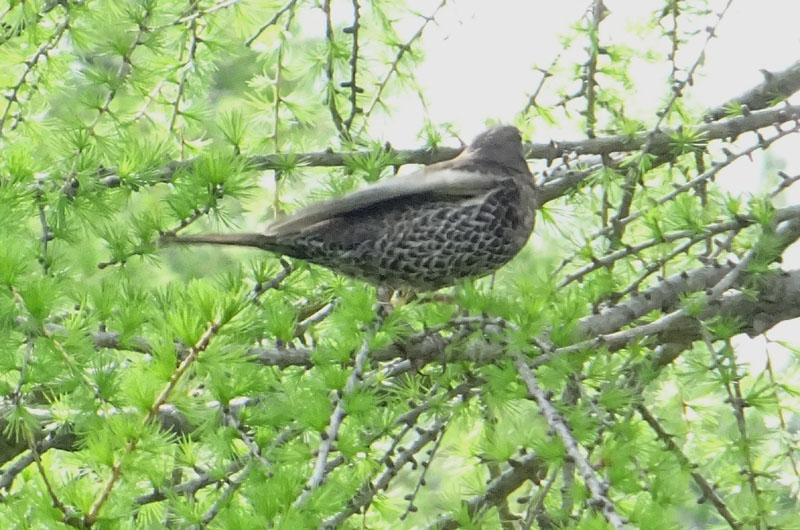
[408,0,800,142]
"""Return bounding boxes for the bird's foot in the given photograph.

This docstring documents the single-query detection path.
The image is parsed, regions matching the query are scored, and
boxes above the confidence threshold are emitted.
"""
[376,286,417,315]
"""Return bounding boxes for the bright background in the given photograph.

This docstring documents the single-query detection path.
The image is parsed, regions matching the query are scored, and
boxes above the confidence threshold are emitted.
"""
[394,0,800,372]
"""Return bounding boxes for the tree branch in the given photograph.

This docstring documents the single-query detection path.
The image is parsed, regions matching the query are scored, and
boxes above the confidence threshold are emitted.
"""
[705,58,800,121]
[97,104,800,192]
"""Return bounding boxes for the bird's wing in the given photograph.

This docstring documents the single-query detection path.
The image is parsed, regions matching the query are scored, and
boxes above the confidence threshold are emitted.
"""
[264,167,505,236]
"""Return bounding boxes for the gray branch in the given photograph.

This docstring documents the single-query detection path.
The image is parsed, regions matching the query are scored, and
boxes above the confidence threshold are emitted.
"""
[705,59,800,121]
[514,358,631,529]
[100,104,800,190]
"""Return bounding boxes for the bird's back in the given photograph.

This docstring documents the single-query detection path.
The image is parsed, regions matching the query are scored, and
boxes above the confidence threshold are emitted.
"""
[274,176,536,289]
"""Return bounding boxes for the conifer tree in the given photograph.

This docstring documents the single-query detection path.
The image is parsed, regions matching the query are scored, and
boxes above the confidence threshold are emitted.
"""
[1,1,799,528]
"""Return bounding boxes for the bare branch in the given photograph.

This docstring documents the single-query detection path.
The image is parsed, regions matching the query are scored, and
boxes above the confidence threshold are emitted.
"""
[515,357,631,529]
[706,59,800,121]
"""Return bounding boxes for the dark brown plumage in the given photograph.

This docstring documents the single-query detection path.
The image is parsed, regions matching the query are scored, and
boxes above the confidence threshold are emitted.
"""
[163,125,538,290]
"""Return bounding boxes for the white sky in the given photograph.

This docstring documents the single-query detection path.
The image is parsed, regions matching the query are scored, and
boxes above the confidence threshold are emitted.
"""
[404,0,800,141]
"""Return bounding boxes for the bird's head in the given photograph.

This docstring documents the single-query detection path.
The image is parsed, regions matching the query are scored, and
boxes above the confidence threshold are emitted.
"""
[466,125,529,174]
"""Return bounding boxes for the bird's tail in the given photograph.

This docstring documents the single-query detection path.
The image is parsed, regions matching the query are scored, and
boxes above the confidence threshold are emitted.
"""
[160,232,278,251]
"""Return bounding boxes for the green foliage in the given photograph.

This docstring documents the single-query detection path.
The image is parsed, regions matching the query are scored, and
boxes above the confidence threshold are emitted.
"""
[667,126,708,157]
[342,145,405,182]
[0,1,798,529]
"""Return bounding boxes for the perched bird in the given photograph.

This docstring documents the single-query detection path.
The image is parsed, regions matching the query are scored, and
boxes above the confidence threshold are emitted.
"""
[162,125,538,290]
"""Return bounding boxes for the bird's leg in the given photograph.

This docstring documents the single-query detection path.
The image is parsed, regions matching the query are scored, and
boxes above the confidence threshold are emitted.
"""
[376,285,395,315]
[392,289,417,306]
[376,286,417,314]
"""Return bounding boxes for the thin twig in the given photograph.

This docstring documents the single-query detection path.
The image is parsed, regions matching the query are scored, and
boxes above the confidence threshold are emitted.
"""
[514,356,630,529]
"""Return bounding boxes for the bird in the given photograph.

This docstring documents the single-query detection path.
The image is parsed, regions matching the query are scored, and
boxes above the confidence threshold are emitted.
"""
[162,125,538,290]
